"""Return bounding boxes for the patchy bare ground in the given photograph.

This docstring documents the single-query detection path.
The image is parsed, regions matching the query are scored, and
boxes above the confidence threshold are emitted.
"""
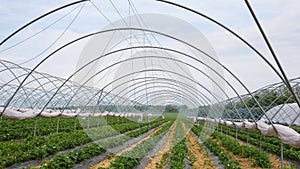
[236,139,294,169]
[213,137,294,169]
[90,126,164,169]
[144,122,177,169]
[183,124,217,169]
[213,138,261,169]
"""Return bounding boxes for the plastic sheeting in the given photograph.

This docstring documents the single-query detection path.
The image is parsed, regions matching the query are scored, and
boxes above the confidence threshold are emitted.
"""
[273,124,300,147]
[235,122,244,128]
[257,120,300,147]
[1,108,38,120]
[257,120,277,136]
[197,117,300,147]
[225,121,234,127]
[40,111,61,118]
[244,121,257,130]
[263,103,300,125]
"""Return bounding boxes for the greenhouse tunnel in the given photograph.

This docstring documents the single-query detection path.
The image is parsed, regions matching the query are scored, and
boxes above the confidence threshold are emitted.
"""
[0,0,300,169]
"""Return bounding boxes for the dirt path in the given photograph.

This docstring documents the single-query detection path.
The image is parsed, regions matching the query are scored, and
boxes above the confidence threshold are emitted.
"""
[183,125,217,169]
[90,125,164,169]
[144,122,177,169]
[236,138,294,169]
[213,138,261,169]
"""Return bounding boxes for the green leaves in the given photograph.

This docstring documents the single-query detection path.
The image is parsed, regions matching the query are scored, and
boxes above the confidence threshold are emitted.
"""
[203,138,241,169]
[169,139,188,169]
[106,120,174,169]
[214,133,272,168]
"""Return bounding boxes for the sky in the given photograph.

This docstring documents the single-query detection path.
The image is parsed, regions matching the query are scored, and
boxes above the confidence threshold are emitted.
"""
[0,0,300,99]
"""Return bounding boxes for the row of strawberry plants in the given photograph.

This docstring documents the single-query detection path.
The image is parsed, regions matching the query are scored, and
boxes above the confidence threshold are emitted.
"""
[39,119,170,169]
[204,138,241,169]
[212,132,272,168]
[169,122,188,169]
[0,119,165,168]
[103,120,175,169]
[41,143,106,169]
[0,130,90,169]
[0,117,81,141]
[219,125,300,162]
[192,126,241,169]
[169,139,188,169]
[0,116,132,141]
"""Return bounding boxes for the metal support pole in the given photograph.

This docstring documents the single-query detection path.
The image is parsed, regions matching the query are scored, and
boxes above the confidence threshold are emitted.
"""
[34,117,39,137]
[280,142,284,169]
[226,126,228,136]
[56,116,60,133]
[74,117,77,130]
[259,132,262,150]
[246,130,249,145]
[235,127,238,140]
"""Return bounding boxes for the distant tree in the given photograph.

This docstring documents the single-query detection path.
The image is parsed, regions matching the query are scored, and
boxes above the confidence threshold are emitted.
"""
[164,104,178,112]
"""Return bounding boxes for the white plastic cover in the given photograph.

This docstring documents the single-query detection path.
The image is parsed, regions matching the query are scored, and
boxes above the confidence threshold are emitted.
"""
[244,121,257,130]
[2,108,37,120]
[235,122,244,128]
[225,121,234,127]
[273,124,300,147]
[40,110,61,117]
[257,120,277,136]
[263,103,300,125]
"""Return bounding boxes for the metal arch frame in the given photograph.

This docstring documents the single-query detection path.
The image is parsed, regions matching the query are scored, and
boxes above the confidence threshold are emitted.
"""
[0,27,265,121]
[0,0,288,88]
[0,61,33,107]
[74,63,241,121]
[106,77,211,106]
[115,84,202,106]
[58,46,252,120]
[0,0,298,125]
[93,77,214,116]
[0,28,292,127]
[0,62,78,109]
[2,45,250,123]
[133,90,199,108]
[0,0,89,45]
[155,0,300,109]
[0,62,104,111]
[228,78,300,125]
[96,77,218,118]
[131,90,231,120]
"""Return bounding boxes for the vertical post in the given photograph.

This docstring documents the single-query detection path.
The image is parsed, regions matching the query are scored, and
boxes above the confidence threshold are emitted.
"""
[34,116,39,137]
[280,142,284,169]
[74,117,77,130]
[221,125,222,135]
[226,126,228,136]
[246,130,249,145]
[56,116,60,133]
[147,113,151,129]
[235,127,238,140]
[259,132,262,150]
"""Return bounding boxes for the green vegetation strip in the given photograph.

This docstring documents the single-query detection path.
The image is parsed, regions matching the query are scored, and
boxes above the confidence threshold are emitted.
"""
[219,125,300,162]
[192,125,241,169]
[102,119,175,169]
[0,118,165,168]
[39,119,169,169]
[0,116,132,141]
[169,122,188,169]
[212,132,272,168]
